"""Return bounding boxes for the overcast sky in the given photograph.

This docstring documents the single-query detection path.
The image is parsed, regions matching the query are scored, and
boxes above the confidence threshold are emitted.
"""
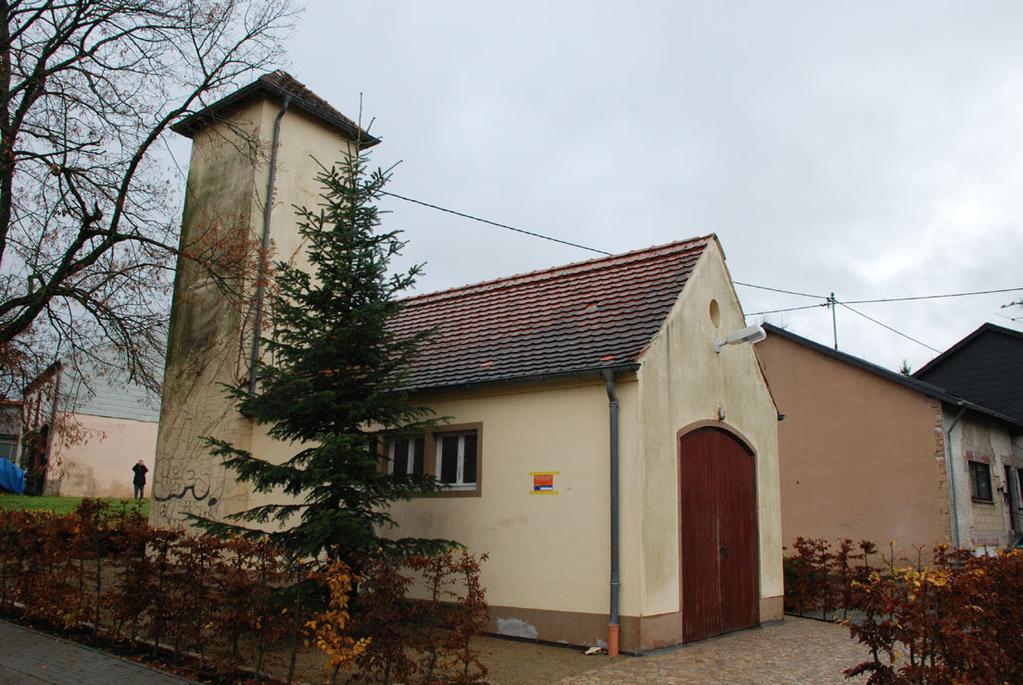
[241,1,1023,371]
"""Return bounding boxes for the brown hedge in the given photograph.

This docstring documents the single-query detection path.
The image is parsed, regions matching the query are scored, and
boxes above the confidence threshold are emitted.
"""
[783,537,1023,684]
[0,499,491,684]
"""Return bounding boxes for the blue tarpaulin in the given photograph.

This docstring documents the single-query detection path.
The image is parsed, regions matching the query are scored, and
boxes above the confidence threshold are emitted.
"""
[0,458,25,494]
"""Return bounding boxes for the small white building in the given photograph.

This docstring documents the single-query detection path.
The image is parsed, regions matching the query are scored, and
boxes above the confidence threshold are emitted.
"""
[152,72,785,653]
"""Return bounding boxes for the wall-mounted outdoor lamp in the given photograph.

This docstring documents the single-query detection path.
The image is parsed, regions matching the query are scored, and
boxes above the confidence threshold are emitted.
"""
[713,324,767,353]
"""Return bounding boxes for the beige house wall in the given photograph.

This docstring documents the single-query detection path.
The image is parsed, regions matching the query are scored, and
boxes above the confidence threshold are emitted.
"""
[385,378,640,646]
[52,414,157,498]
[756,333,952,559]
[636,240,783,646]
[152,96,358,528]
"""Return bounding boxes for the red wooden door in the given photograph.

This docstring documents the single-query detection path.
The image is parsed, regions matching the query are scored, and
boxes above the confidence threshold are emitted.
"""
[680,428,758,642]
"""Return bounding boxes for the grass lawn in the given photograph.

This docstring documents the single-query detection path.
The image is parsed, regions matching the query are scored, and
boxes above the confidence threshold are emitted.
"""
[0,494,148,517]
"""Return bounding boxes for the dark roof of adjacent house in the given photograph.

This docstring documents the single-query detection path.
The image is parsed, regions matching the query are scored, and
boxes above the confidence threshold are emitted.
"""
[172,71,380,146]
[391,236,713,392]
[913,323,1023,424]
[762,323,1023,430]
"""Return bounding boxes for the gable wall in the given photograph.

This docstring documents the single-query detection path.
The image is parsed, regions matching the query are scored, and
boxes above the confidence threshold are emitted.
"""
[636,240,783,646]
[756,333,951,558]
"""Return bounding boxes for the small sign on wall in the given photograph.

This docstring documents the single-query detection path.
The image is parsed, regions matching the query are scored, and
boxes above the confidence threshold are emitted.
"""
[530,471,558,495]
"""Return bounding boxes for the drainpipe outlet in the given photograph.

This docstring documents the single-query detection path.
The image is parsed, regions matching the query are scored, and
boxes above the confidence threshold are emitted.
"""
[607,623,620,658]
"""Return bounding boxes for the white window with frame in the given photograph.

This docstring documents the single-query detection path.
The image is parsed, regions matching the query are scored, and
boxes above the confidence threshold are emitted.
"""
[435,431,478,491]
[388,437,425,477]
[0,434,16,463]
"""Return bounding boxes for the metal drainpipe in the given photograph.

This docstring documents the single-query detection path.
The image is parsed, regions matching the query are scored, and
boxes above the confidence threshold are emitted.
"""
[247,95,292,398]
[945,402,967,548]
[601,368,620,657]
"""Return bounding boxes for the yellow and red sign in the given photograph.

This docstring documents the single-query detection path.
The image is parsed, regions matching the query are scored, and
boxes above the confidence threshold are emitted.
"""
[530,471,558,495]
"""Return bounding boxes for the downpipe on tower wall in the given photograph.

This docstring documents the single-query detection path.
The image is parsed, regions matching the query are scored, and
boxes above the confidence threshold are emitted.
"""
[247,95,292,398]
[601,368,620,656]
[944,402,967,548]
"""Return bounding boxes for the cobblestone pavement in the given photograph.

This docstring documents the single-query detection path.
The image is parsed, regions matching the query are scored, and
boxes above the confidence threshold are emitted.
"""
[0,619,196,685]
[557,617,868,685]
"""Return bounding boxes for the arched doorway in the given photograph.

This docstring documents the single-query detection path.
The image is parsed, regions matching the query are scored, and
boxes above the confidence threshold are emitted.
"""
[679,427,758,642]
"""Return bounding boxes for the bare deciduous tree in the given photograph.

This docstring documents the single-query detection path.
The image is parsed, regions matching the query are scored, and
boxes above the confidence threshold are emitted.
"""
[0,0,298,399]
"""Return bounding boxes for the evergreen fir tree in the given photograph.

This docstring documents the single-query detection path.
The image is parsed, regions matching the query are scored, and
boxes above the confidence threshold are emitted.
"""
[196,151,446,564]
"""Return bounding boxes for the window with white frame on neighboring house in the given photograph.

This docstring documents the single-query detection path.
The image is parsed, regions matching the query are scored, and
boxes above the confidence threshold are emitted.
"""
[0,434,16,462]
[387,437,425,477]
[968,460,993,502]
[435,430,478,492]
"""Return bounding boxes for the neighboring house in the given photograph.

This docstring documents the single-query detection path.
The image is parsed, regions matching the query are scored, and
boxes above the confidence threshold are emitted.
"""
[153,71,784,653]
[757,323,1023,558]
[914,323,1023,424]
[21,356,162,498]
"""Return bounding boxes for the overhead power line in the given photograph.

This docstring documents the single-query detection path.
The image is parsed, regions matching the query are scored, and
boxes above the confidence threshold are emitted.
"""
[743,286,1023,308]
[745,287,1023,351]
[745,303,829,317]
[748,300,940,353]
[845,287,1023,305]
[732,281,827,300]
[744,288,1023,317]
[382,189,1021,349]
[381,191,611,256]
[836,302,940,353]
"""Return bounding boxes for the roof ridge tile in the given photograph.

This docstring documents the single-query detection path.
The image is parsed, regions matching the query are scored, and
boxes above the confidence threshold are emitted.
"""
[400,235,712,306]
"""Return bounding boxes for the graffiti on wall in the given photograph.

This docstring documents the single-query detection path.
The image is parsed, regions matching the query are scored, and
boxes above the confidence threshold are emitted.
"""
[150,297,250,527]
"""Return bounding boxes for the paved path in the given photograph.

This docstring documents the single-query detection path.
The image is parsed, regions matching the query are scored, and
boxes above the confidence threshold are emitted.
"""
[0,620,195,685]
[557,617,869,685]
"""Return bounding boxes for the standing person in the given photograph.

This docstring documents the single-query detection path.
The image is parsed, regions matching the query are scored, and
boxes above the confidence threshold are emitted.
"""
[132,460,148,500]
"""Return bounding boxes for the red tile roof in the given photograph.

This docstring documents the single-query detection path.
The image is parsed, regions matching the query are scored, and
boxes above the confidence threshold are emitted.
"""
[391,236,713,392]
